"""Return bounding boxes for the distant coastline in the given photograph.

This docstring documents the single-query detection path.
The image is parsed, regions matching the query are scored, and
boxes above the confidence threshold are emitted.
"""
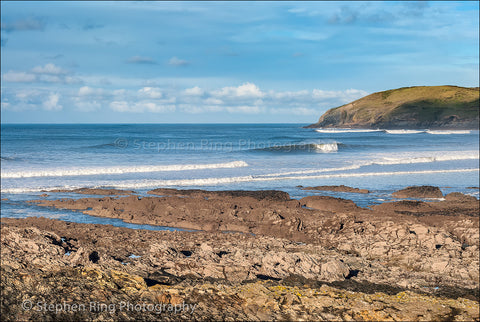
[306,85,480,129]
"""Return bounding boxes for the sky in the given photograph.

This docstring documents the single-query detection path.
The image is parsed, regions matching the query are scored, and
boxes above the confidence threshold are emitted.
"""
[1,1,478,123]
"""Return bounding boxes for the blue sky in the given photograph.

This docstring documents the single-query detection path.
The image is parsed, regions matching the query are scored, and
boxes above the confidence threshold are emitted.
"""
[1,1,478,123]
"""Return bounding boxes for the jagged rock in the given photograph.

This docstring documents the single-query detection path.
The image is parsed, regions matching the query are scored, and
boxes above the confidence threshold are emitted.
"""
[2,186,479,320]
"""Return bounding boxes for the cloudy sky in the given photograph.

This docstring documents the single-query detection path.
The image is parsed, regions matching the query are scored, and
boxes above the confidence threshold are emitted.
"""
[1,1,478,123]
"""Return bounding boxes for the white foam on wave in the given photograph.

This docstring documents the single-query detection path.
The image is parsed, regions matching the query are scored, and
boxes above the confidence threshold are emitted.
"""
[375,152,479,165]
[385,130,425,134]
[1,161,249,179]
[1,186,81,194]
[426,130,471,135]
[315,128,382,133]
[258,165,362,178]
[256,151,479,178]
[256,141,339,153]
[37,169,480,190]
[3,168,478,193]
[315,129,472,135]
[270,168,479,182]
[313,143,338,153]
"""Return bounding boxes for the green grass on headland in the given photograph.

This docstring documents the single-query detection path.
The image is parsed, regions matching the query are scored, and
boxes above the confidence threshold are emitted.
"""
[307,86,479,129]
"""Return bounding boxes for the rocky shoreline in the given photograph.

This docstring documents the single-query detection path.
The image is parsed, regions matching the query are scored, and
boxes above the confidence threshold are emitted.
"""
[1,185,479,320]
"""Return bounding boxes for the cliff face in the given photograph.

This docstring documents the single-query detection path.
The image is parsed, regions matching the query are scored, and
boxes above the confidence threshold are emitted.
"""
[306,86,479,129]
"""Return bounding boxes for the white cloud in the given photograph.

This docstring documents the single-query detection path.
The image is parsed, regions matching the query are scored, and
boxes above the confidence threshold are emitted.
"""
[204,97,223,105]
[110,101,132,112]
[3,71,37,82]
[38,75,62,83]
[269,89,310,100]
[32,63,68,75]
[179,104,224,113]
[136,101,176,113]
[37,74,82,84]
[43,93,62,111]
[213,82,265,99]
[78,86,105,98]
[99,82,368,115]
[184,86,204,96]
[64,76,83,84]
[3,63,81,84]
[168,56,190,66]
[110,100,175,113]
[74,87,107,112]
[2,88,64,111]
[15,89,41,100]
[3,79,369,117]
[138,87,163,99]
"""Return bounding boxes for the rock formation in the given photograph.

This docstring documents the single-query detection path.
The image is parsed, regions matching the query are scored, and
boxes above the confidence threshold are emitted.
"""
[306,86,479,129]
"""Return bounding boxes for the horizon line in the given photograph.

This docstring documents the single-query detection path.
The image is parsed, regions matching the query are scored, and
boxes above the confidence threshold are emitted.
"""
[1,122,311,125]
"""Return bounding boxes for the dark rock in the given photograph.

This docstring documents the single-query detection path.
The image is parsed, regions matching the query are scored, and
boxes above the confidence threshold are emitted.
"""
[392,186,443,198]
[445,192,479,202]
[300,196,360,212]
[301,185,369,194]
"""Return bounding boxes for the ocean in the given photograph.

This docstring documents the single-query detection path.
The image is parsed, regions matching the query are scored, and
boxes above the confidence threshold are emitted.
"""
[1,124,479,226]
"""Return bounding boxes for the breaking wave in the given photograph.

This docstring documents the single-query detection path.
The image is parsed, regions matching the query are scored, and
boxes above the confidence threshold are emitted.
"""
[250,151,480,178]
[385,130,425,134]
[315,128,472,135]
[315,129,383,133]
[2,168,478,193]
[1,161,249,179]
[426,130,471,135]
[252,142,339,153]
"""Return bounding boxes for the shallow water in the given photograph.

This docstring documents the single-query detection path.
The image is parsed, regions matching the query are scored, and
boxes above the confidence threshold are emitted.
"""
[1,124,478,226]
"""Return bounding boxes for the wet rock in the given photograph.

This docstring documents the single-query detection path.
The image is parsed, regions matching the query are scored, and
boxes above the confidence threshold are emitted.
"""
[392,185,443,199]
[445,192,479,202]
[49,188,136,195]
[148,188,291,201]
[300,196,360,212]
[301,185,370,194]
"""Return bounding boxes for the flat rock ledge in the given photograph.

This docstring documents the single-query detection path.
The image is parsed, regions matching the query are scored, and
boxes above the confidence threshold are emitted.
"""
[392,186,444,199]
[300,185,370,194]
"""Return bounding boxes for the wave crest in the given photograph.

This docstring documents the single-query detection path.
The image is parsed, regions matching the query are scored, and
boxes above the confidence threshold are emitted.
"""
[1,161,249,179]
[314,129,472,135]
[385,130,425,134]
[253,142,339,153]
[315,128,382,133]
[426,130,471,135]
[2,168,478,193]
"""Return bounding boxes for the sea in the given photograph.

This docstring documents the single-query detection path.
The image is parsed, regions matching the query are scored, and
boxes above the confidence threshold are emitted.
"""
[1,124,479,229]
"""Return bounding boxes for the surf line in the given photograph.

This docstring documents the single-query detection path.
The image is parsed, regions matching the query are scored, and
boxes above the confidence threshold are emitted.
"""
[1,161,249,179]
[75,168,480,189]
